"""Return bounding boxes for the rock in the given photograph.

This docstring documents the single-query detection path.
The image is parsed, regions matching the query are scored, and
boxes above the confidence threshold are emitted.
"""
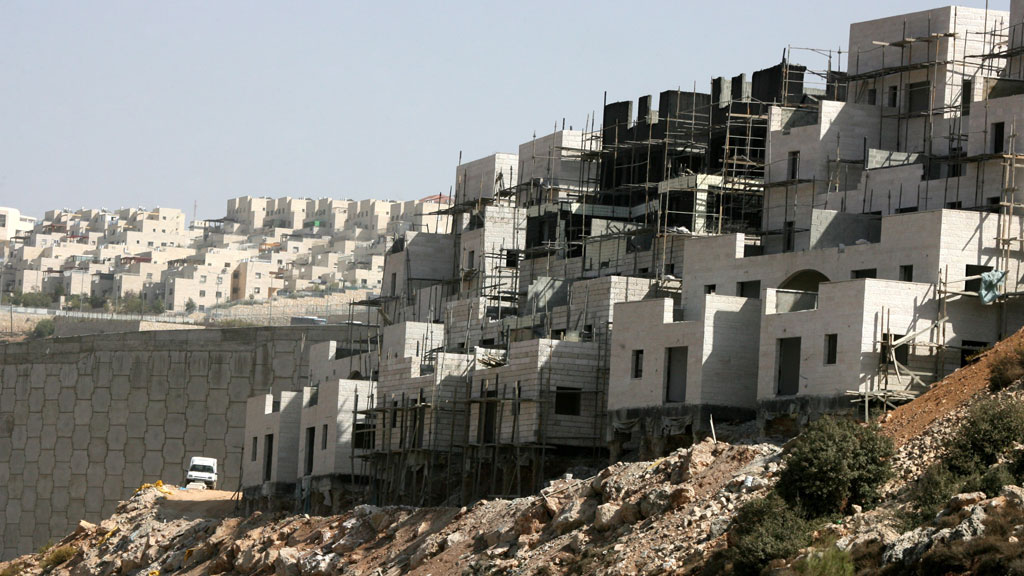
[851,504,863,515]
[1001,485,1024,506]
[946,492,987,513]
[836,524,901,551]
[445,531,467,548]
[550,498,597,535]
[618,502,641,525]
[298,552,338,576]
[410,534,444,568]
[594,503,621,532]
[234,544,262,573]
[274,547,301,576]
[640,488,671,518]
[669,486,695,508]
[353,504,380,518]
[514,502,550,536]
[949,506,988,541]
[368,510,392,533]
[709,516,731,539]
[884,527,936,565]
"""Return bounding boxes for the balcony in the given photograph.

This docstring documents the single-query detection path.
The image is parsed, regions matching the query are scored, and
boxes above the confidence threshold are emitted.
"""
[773,289,818,313]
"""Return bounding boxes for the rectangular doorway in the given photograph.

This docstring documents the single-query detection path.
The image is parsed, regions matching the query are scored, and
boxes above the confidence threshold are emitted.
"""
[304,427,315,475]
[263,434,274,482]
[665,346,688,403]
[776,337,801,395]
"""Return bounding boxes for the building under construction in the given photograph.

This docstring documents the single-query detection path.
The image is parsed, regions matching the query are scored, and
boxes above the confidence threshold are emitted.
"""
[243,1,1024,510]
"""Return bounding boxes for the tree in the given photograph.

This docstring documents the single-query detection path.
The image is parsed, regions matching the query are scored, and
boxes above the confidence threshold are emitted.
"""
[147,298,165,315]
[777,416,894,517]
[118,292,145,314]
[184,298,197,314]
[88,294,107,310]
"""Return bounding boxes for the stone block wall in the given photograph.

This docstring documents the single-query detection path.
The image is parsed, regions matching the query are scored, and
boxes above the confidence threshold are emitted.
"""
[0,325,348,560]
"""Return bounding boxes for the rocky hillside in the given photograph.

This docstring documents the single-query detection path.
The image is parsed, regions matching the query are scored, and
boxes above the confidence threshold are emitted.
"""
[0,440,783,576]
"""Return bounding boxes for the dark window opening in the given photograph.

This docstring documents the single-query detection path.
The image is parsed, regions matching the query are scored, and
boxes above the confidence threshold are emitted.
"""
[962,80,972,116]
[907,81,930,114]
[321,424,328,450]
[824,334,838,365]
[554,387,582,416]
[737,280,761,298]
[353,421,375,450]
[946,201,963,209]
[867,88,877,106]
[632,350,644,378]
[993,122,1006,154]
[851,268,877,279]
[251,436,257,462]
[887,85,898,108]
[882,333,909,367]
[304,427,315,475]
[783,221,795,252]
[263,434,274,482]
[965,264,993,293]
[895,206,918,214]
[899,265,914,282]
[479,388,497,443]
[704,284,716,295]
[788,151,800,180]
[960,340,988,367]
[505,251,518,268]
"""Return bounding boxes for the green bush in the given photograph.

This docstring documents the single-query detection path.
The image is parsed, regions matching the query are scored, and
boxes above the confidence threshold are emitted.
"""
[184,298,197,313]
[945,398,1024,477]
[31,319,55,339]
[912,462,961,512]
[777,416,894,517]
[39,545,75,570]
[969,465,1017,498]
[797,547,855,576]
[989,345,1024,392]
[13,291,53,308]
[725,493,812,576]
[1009,449,1024,484]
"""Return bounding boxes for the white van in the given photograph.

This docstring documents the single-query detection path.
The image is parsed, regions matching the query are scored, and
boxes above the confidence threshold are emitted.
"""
[185,456,218,489]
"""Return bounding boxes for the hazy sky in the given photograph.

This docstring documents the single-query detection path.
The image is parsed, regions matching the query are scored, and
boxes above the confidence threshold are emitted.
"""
[1,1,998,220]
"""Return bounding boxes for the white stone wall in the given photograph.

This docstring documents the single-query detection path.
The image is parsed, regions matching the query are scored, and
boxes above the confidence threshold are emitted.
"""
[242,391,302,488]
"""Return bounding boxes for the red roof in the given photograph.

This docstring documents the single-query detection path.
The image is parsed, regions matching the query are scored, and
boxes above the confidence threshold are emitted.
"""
[419,194,452,204]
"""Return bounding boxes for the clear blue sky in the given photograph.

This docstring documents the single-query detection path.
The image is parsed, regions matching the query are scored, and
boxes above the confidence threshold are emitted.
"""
[0,1,996,220]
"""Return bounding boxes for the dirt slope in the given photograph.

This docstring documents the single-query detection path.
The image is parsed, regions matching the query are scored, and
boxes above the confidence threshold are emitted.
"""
[881,326,1024,447]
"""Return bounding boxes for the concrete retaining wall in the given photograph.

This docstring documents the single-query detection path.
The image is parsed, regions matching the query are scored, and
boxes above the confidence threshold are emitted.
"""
[0,325,348,560]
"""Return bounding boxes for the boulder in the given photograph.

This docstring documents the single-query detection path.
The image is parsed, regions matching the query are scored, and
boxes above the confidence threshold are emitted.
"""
[593,503,621,532]
[550,498,597,535]
[946,492,987,513]
[884,527,936,565]
[1001,485,1024,506]
[274,547,301,576]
